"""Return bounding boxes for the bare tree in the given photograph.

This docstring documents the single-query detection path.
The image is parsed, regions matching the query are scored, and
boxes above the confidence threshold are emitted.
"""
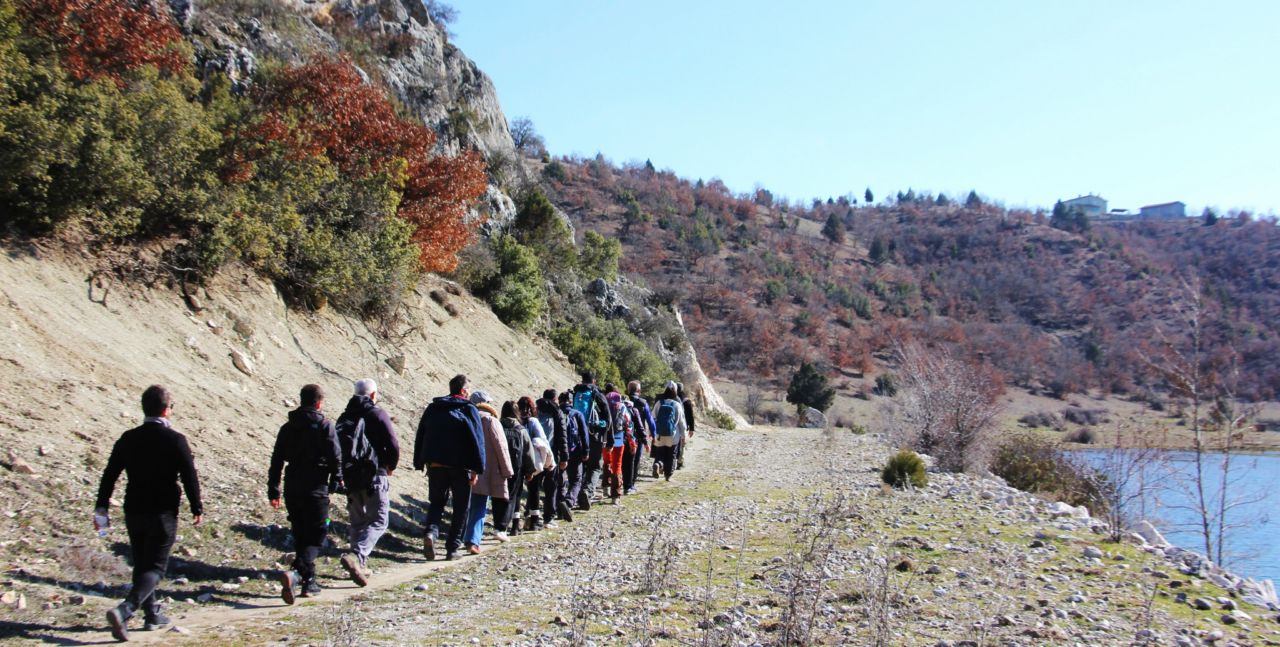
[883,342,1003,473]
[743,385,764,425]
[509,116,547,158]
[1143,277,1269,566]
[1083,423,1168,542]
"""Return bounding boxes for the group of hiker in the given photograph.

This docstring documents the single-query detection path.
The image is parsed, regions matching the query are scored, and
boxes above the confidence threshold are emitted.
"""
[92,372,696,641]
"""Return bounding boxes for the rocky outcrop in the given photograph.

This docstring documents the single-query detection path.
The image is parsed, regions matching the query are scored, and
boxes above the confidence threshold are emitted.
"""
[182,0,521,225]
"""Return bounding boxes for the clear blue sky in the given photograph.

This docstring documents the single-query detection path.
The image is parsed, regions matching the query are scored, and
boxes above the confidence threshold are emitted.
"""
[450,1,1279,215]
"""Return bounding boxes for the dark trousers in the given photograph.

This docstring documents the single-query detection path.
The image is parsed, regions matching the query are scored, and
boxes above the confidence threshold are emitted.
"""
[564,457,585,505]
[542,466,563,520]
[526,472,545,520]
[652,446,676,479]
[285,490,329,582]
[676,437,686,468]
[426,466,472,553]
[579,440,604,506]
[623,444,644,491]
[122,512,177,618]
[492,475,524,532]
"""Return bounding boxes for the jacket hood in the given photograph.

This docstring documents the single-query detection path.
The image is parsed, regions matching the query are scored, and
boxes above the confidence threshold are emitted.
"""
[343,395,375,417]
[288,407,325,425]
[573,383,595,394]
[605,392,622,404]
[431,395,475,412]
[476,402,499,418]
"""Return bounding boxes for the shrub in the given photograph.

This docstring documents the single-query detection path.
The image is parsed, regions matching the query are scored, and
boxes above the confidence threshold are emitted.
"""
[786,362,835,412]
[874,373,898,397]
[1018,411,1064,431]
[991,433,1106,512]
[469,233,544,330]
[512,189,574,274]
[881,449,927,489]
[551,315,677,389]
[1063,427,1097,444]
[1062,407,1106,426]
[578,230,621,281]
[705,408,736,431]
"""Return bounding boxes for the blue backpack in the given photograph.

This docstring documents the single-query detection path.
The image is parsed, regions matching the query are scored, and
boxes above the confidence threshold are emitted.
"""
[573,389,604,431]
[654,399,680,438]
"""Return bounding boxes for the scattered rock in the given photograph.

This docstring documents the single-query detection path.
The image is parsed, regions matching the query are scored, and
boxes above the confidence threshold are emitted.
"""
[179,546,198,558]
[230,350,254,376]
[386,354,406,375]
[8,457,36,475]
[68,594,86,605]
[168,626,192,635]
[798,407,827,429]
[1082,546,1104,559]
[1193,597,1213,611]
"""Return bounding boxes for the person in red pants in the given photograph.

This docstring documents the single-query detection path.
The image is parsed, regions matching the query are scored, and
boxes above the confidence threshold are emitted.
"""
[602,386,633,505]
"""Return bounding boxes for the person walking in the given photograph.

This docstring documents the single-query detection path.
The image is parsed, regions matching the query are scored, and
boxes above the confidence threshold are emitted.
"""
[268,384,344,605]
[335,378,399,587]
[623,381,655,494]
[676,383,696,470]
[571,372,612,510]
[519,396,553,529]
[535,389,571,523]
[96,385,203,642]
[494,401,536,540]
[462,391,513,555]
[602,384,632,505]
[559,390,589,514]
[651,382,687,481]
[413,375,485,561]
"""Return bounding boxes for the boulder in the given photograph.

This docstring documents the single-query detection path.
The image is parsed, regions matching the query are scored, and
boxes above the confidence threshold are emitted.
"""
[799,407,827,429]
[1136,520,1171,547]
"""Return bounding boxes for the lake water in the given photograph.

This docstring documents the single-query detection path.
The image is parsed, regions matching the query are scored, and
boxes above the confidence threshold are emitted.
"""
[1080,449,1279,583]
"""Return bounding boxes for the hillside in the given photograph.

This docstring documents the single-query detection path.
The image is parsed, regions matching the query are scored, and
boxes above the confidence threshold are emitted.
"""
[539,157,1280,415]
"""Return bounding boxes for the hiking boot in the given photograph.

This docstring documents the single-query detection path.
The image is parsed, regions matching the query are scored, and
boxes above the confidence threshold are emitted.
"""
[557,501,574,522]
[423,526,439,561]
[341,553,369,587]
[578,495,591,512]
[279,570,300,605]
[677,458,684,470]
[300,579,321,598]
[105,603,131,642]
[141,605,170,631]
[652,463,660,478]
[444,551,457,561]
[611,496,621,506]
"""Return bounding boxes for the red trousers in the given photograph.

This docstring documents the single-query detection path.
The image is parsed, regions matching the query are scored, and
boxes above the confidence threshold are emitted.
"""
[602,446,624,498]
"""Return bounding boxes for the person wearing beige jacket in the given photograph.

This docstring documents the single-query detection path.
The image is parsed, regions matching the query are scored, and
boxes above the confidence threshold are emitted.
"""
[462,391,512,555]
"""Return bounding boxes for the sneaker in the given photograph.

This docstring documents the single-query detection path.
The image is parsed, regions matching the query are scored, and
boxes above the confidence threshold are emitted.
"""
[279,570,300,605]
[341,553,369,587]
[652,463,660,478]
[423,527,438,561]
[141,606,170,631]
[577,493,591,511]
[300,579,321,598]
[105,604,130,642]
[467,544,481,555]
[544,520,559,529]
[493,531,510,543]
[624,487,637,495]
[611,496,620,506]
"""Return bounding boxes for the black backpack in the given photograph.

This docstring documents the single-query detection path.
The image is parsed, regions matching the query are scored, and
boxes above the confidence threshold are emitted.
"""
[335,413,378,492]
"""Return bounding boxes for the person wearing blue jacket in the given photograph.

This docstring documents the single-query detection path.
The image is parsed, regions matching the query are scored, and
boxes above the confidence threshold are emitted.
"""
[559,390,590,514]
[413,374,485,561]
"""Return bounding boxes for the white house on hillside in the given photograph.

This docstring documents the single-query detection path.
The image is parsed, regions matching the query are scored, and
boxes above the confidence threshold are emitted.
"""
[1061,194,1108,217]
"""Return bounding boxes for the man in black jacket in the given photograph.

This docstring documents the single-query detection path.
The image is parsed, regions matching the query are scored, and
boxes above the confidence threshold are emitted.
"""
[413,374,484,561]
[96,385,203,642]
[677,383,696,470]
[535,389,571,524]
[571,372,613,511]
[268,384,343,604]
[336,378,399,587]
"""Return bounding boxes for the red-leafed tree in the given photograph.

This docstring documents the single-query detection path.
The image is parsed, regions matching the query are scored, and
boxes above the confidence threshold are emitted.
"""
[18,0,185,84]
[233,56,488,272]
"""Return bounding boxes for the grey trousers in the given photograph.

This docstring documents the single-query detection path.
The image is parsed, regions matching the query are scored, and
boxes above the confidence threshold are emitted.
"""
[346,474,390,564]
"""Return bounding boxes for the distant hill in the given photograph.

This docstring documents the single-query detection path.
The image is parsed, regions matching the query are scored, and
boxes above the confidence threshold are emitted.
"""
[540,156,1280,403]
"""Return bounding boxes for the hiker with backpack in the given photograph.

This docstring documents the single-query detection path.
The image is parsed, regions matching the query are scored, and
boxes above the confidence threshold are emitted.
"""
[571,372,612,510]
[536,389,573,523]
[559,390,590,511]
[334,379,399,587]
[623,381,656,494]
[677,383,696,470]
[413,374,485,562]
[493,401,537,540]
[518,396,554,529]
[602,384,633,505]
[462,391,513,555]
[96,385,203,642]
[651,382,687,481]
[268,384,344,604]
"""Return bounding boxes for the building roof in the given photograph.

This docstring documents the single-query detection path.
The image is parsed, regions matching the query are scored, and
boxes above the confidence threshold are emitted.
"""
[1140,201,1185,209]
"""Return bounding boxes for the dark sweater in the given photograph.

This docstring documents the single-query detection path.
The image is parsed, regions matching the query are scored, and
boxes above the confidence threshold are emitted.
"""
[412,395,485,473]
[536,397,569,464]
[96,420,203,516]
[267,407,343,500]
[338,395,400,474]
